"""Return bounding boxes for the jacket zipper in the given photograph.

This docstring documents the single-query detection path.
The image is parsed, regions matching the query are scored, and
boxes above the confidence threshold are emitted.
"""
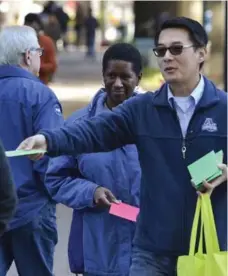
[171,101,201,253]
[171,107,186,252]
[182,139,187,159]
[171,105,186,159]
[172,106,198,160]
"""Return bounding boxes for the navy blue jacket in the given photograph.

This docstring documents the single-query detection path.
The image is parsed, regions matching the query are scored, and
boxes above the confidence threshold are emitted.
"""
[45,90,141,275]
[0,65,64,229]
[42,77,227,255]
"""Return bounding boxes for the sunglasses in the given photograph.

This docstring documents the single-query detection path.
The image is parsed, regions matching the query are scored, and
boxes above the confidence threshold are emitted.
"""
[153,45,194,57]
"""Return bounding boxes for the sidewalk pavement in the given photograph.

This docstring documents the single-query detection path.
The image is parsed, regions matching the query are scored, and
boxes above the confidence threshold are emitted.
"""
[50,83,101,118]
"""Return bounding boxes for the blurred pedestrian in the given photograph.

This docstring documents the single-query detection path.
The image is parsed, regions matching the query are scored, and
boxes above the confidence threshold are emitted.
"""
[24,13,57,85]
[45,43,143,276]
[44,13,62,50]
[55,6,69,49]
[74,2,84,48]
[40,0,57,25]
[18,17,227,275]
[84,8,98,58]
[0,140,17,237]
[0,25,64,276]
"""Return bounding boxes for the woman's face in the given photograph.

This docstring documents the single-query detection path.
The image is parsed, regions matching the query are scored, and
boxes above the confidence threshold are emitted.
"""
[103,60,141,108]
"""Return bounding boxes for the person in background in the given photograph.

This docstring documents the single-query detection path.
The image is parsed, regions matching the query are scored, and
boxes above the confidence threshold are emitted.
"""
[55,6,69,49]
[0,26,63,276]
[24,13,57,85]
[45,43,142,276]
[44,13,62,50]
[0,140,17,237]
[40,0,57,25]
[18,17,227,275]
[75,2,85,48]
[84,8,98,58]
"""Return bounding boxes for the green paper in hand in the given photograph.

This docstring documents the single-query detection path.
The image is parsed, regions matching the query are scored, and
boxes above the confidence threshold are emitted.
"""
[206,150,223,182]
[5,149,46,157]
[215,150,223,164]
[188,151,219,186]
[189,150,223,189]
[206,171,222,182]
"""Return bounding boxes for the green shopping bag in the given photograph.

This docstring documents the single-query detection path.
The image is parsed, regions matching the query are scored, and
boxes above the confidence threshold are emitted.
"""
[177,194,227,276]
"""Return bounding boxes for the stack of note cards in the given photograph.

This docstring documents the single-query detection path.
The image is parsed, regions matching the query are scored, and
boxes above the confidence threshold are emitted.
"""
[187,150,223,189]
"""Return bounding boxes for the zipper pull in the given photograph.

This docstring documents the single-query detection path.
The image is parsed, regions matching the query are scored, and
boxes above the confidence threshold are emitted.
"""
[182,145,186,159]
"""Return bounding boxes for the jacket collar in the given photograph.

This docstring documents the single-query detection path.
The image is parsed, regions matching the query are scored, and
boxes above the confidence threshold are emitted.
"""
[0,65,41,83]
[168,74,204,107]
[153,76,220,109]
[88,88,139,116]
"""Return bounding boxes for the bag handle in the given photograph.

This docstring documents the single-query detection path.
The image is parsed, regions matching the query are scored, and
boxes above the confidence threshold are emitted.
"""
[189,196,201,256]
[201,194,220,254]
[189,194,220,255]
[197,213,204,254]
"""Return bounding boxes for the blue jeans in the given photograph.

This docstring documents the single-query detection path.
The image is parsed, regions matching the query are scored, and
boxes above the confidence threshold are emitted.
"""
[129,247,177,276]
[86,36,95,57]
[0,203,57,276]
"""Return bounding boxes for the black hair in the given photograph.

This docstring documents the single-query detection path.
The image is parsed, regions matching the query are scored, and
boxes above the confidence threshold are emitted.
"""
[154,17,208,69]
[24,13,43,30]
[102,43,142,75]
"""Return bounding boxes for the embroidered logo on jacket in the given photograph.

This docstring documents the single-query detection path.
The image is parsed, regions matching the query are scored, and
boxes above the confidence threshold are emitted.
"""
[54,104,62,116]
[201,118,218,132]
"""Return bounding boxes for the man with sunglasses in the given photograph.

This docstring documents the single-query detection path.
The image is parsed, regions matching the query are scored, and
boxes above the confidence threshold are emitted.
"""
[18,17,227,275]
[0,26,63,276]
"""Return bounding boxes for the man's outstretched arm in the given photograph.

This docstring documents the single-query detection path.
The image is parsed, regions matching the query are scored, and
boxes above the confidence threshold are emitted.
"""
[17,97,137,159]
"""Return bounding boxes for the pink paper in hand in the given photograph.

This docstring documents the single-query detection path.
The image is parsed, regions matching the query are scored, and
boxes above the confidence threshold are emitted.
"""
[109,202,139,222]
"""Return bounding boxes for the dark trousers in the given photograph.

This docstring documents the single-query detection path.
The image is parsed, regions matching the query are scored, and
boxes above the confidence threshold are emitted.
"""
[129,246,178,276]
[0,204,57,276]
[86,35,95,57]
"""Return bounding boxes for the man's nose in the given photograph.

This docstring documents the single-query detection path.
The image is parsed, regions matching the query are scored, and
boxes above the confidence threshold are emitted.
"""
[163,49,174,61]
[113,77,123,87]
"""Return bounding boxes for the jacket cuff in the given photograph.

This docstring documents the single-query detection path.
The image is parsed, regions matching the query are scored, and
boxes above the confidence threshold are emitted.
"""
[87,184,99,208]
[39,130,57,157]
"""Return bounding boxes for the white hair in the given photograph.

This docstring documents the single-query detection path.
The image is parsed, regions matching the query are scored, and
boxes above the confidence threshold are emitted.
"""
[0,25,39,65]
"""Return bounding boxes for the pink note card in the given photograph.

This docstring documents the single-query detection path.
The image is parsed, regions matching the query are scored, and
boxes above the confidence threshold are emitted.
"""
[109,202,139,222]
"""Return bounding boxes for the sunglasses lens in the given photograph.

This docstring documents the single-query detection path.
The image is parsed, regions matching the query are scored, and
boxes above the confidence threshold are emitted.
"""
[169,45,183,55]
[153,47,167,57]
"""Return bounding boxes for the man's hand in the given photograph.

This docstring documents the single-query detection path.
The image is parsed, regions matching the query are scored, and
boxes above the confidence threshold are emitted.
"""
[17,134,47,161]
[196,164,227,196]
[94,187,120,207]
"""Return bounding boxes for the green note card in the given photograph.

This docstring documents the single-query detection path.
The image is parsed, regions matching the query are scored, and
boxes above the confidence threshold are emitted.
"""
[188,151,218,186]
[207,171,222,182]
[206,150,223,181]
[5,149,46,157]
[189,150,223,188]
[215,150,223,164]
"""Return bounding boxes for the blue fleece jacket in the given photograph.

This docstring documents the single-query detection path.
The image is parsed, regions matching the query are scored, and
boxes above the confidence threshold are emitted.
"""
[0,65,64,229]
[45,90,141,275]
[41,77,227,255]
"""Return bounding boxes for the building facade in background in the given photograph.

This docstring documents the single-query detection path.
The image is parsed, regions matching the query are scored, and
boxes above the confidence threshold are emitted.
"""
[134,0,227,89]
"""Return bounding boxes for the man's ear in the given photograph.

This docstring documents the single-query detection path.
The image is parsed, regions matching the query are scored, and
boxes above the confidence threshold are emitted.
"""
[198,47,207,63]
[23,50,31,66]
[137,71,142,84]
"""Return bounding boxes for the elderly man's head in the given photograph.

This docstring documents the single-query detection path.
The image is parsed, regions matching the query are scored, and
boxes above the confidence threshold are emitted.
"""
[0,26,43,75]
